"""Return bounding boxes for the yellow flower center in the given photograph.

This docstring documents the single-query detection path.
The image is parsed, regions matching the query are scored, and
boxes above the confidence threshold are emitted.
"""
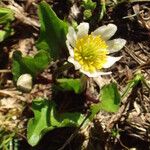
[74,35,108,73]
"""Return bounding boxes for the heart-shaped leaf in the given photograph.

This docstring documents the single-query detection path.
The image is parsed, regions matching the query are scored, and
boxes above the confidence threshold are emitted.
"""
[27,99,54,147]
[27,98,86,146]
[99,83,121,112]
[90,83,121,119]
[12,50,50,81]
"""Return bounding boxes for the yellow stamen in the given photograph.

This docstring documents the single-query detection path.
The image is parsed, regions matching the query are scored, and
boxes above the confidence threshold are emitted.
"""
[74,35,108,73]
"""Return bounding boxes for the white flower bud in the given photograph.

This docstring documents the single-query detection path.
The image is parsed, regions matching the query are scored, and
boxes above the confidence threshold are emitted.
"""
[17,74,32,92]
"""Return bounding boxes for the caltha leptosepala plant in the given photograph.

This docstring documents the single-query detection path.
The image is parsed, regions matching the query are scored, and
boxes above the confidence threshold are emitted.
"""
[66,22,126,104]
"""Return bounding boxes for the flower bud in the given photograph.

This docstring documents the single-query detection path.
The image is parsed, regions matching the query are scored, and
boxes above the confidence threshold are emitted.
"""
[17,74,32,92]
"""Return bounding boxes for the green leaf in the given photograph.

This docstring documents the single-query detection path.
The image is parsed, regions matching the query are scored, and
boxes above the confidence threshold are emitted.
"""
[36,1,68,60]
[0,7,15,42]
[12,50,50,81]
[27,98,53,147]
[0,7,14,24]
[82,0,96,10]
[27,98,85,146]
[99,83,121,112]
[56,77,86,94]
[90,83,121,119]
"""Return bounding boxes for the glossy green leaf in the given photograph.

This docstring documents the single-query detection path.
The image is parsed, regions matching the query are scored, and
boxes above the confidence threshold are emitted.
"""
[90,83,121,119]
[56,77,86,94]
[27,98,85,146]
[36,1,68,60]
[27,98,54,147]
[12,50,50,81]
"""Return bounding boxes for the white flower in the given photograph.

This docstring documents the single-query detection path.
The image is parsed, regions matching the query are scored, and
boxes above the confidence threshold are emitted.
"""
[66,22,126,77]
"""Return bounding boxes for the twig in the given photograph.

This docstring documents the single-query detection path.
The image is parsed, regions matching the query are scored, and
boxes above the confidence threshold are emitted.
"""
[123,10,143,19]
[118,138,129,150]
[5,0,39,29]
[124,46,143,65]
[0,69,11,73]
[124,46,150,76]
[0,89,22,97]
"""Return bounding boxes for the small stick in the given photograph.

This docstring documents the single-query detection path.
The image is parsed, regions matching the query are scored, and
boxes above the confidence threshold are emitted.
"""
[0,69,11,73]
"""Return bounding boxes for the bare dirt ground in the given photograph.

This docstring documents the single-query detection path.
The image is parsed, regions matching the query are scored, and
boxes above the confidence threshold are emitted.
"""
[0,0,150,150]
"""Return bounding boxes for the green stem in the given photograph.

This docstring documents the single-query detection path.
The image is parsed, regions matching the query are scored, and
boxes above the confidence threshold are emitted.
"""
[99,0,106,20]
[121,72,148,99]
[121,81,135,99]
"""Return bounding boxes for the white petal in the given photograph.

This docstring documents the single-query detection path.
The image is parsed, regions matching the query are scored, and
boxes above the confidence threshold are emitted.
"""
[103,56,122,68]
[92,24,117,40]
[66,40,74,57]
[77,22,89,39]
[67,26,77,47]
[107,38,126,53]
[68,56,81,70]
[80,69,112,77]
